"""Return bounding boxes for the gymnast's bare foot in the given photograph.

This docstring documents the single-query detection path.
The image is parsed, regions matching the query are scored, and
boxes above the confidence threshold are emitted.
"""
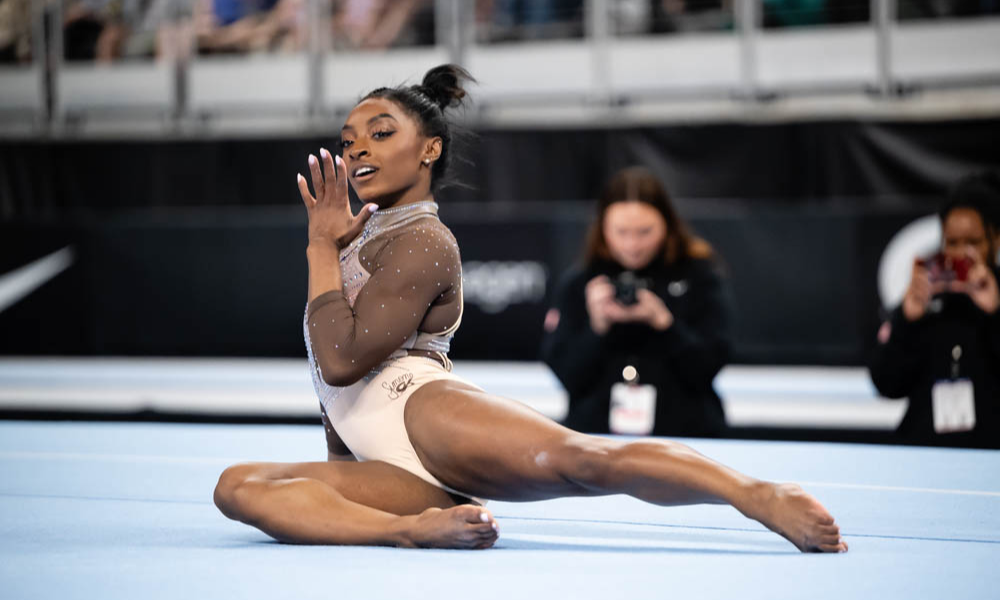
[743,483,848,553]
[399,505,499,550]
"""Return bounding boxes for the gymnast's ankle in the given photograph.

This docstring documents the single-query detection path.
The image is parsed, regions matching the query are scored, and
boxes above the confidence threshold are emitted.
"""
[732,479,777,520]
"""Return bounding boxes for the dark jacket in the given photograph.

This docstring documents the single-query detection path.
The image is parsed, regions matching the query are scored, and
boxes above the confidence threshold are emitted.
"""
[541,257,733,437]
[869,271,1000,449]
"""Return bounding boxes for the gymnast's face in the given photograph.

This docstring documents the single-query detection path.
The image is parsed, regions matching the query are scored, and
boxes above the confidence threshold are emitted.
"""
[603,201,667,271]
[942,207,991,264]
[340,97,439,205]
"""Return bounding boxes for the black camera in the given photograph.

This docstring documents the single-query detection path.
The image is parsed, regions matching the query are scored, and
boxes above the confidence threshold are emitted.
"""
[613,271,648,306]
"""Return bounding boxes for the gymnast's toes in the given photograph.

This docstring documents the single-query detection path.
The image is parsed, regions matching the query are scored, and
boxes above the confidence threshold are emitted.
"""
[408,505,499,549]
[755,482,847,553]
[457,505,500,549]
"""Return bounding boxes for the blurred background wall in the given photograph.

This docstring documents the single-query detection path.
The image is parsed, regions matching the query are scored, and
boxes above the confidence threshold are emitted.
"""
[1,0,998,366]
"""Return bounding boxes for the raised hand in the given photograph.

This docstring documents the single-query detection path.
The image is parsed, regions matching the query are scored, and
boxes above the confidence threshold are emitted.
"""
[624,288,674,331]
[585,277,674,333]
[952,248,1000,315]
[584,275,618,335]
[297,148,377,249]
[902,258,941,322]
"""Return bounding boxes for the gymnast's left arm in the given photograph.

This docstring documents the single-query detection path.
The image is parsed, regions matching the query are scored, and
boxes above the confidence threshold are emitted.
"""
[306,230,459,386]
[297,147,441,387]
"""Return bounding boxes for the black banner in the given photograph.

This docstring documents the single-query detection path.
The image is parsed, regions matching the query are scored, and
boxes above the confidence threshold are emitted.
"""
[0,201,937,364]
[2,118,998,216]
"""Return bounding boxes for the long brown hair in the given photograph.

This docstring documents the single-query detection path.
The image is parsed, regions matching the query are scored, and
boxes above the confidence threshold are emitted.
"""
[583,166,713,268]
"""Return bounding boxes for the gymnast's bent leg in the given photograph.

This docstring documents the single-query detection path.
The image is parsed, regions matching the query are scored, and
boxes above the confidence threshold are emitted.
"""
[213,459,498,548]
[404,380,847,553]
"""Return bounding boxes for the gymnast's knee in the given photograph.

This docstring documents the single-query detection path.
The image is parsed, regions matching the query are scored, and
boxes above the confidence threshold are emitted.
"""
[551,437,622,490]
[550,437,695,490]
[213,463,263,519]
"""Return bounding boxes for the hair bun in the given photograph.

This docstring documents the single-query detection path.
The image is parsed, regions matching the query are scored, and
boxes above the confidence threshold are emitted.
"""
[417,64,475,111]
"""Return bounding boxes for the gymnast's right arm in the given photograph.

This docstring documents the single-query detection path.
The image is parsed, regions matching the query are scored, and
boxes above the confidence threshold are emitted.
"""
[541,270,607,396]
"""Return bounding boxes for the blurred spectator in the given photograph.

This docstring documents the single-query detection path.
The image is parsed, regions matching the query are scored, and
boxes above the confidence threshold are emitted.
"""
[614,0,871,32]
[898,0,1000,20]
[62,0,189,62]
[823,0,871,24]
[57,0,439,59]
[0,0,32,63]
[195,0,306,54]
[476,0,584,42]
[610,0,735,36]
[121,0,193,62]
[949,171,1000,265]
[541,166,733,437]
[869,184,1000,449]
[760,0,870,28]
[331,0,434,50]
[610,0,650,34]
[647,0,732,34]
[63,0,114,61]
[762,0,827,27]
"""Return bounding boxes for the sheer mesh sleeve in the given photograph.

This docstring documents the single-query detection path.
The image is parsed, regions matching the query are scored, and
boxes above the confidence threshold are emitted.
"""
[305,222,462,386]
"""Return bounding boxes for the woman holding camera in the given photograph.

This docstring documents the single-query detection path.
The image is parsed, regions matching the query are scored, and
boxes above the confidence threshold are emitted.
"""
[541,167,733,437]
[869,195,1000,448]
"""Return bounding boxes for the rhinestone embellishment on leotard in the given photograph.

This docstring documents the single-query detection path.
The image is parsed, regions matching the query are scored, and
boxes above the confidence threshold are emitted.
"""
[304,199,461,408]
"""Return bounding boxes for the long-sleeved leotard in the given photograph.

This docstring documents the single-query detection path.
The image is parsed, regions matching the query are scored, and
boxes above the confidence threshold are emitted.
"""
[305,200,462,388]
[303,201,481,496]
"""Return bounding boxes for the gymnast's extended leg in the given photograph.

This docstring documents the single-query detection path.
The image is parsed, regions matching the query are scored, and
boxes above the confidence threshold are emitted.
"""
[405,380,848,553]
[213,459,499,548]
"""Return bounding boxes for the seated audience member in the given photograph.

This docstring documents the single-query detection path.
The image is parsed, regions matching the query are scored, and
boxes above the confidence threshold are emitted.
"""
[479,0,584,41]
[62,0,184,62]
[195,0,305,54]
[120,0,193,62]
[63,0,112,60]
[762,0,827,27]
[331,0,434,50]
[0,0,32,63]
[869,188,1000,448]
[541,166,733,438]
[647,0,732,34]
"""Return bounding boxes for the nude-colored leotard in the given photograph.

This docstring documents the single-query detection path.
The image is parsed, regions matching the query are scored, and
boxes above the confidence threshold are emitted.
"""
[303,201,482,499]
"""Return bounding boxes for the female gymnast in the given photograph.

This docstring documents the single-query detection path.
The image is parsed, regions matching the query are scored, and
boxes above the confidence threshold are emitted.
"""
[213,64,848,553]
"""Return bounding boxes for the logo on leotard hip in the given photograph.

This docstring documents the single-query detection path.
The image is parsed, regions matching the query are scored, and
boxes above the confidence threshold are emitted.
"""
[382,372,414,399]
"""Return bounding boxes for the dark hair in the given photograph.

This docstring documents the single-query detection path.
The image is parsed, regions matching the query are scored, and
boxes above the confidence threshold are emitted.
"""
[943,171,1000,231]
[583,166,713,268]
[362,64,475,191]
[940,171,1000,262]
